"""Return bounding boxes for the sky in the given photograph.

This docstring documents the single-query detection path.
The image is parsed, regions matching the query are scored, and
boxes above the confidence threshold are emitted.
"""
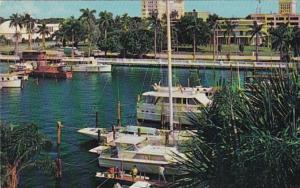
[0,0,299,19]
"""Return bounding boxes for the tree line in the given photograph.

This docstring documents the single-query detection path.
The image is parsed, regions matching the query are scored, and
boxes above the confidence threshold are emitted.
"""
[2,10,300,61]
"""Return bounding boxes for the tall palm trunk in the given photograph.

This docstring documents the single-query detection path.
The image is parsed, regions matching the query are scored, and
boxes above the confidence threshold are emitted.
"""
[28,23,32,50]
[154,26,157,58]
[216,28,219,59]
[193,31,196,61]
[255,33,259,62]
[213,29,216,61]
[28,31,32,50]
[14,27,18,55]
[42,34,45,50]
[104,29,107,57]
[228,34,231,60]
[88,24,92,57]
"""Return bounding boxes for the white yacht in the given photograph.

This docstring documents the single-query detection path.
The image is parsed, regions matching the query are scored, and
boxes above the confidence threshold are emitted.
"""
[0,74,22,88]
[97,135,185,175]
[9,62,34,72]
[69,57,111,72]
[137,83,213,126]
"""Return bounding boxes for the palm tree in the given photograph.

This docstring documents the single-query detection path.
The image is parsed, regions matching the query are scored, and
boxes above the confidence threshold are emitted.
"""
[290,26,300,60]
[98,11,114,57]
[187,12,206,61]
[174,71,300,188]
[207,14,220,61]
[79,8,96,57]
[149,11,161,58]
[1,124,53,188]
[9,13,23,55]
[120,13,131,32]
[222,20,237,60]
[37,22,50,50]
[249,21,264,63]
[270,23,292,62]
[23,13,36,50]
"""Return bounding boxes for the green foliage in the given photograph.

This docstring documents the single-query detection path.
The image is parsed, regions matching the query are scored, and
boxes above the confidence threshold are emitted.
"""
[174,71,300,188]
[120,28,152,57]
[176,15,210,46]
[0,124,54,187]
[97,33,121,54]
[270,24,300,61]
[57,16,87,47]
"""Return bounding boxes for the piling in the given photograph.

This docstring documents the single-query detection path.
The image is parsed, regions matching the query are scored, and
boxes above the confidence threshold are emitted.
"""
[138,128,141,136]
[112,125,116,140]
[56,121,63,179]
[117,101,121,127]
[165,131,169,146]
[95,111,99,128]
[97,129,101,145]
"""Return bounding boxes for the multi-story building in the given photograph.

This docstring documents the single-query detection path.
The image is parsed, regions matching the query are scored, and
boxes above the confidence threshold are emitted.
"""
[141,0,185,19]
[216,0,299,46]
[279,0,296,15]
[251,0,299,29]
[184,10,211,21]
[216,19,266,46]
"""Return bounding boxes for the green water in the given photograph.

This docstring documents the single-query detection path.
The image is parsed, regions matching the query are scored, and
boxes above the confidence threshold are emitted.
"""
[0,64,251,187]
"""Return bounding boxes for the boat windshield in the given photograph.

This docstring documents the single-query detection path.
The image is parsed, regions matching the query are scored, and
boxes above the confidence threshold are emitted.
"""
[141,95,156,104]
[187,98,201,105]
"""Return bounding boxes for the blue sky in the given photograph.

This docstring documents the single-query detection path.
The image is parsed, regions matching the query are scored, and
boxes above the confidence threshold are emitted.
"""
[0,0,299,19]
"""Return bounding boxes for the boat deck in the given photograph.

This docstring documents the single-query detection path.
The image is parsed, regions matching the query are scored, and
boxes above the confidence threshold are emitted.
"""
[96,172,170,187]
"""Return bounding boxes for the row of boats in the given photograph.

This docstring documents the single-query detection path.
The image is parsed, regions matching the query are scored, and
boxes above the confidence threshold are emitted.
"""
[0,57,112,89]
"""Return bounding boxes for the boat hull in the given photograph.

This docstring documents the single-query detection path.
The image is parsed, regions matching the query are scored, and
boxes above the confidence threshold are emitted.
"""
[99,157,177,175]
[70,64,111,72]
[31,71,72,79]
[0,79,21,88]
[137,111,194,126]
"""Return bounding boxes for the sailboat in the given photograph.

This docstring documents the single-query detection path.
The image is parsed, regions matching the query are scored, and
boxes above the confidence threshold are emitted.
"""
[96,0,188,176]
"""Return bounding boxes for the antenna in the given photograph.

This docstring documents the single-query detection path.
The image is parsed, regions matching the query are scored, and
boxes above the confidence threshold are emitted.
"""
[256,0,262,14]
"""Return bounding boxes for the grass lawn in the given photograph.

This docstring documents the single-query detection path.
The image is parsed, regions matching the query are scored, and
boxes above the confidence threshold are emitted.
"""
[177,44,277,56]
[1,41,278,58]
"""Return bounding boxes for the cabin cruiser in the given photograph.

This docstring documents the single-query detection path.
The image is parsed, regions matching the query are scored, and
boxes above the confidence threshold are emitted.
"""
[9,62,34,72]
[0,74,21,88]
[68,57,111,72]
[97,135,185,175]
[137,83,214,126]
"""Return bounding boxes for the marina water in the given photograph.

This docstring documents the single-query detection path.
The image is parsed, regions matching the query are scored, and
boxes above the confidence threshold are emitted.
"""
[1,63,249,187]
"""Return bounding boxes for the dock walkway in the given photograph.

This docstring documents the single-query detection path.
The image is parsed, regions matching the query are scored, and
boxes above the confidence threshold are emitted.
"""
[97,58,295,70]
[1,55,297,70]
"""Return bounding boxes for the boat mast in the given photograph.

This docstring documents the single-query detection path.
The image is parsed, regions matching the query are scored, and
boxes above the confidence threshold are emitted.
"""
[166,0,174,133]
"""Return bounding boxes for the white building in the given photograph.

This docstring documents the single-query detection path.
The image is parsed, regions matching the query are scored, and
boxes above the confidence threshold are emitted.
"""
[0,21,59,42]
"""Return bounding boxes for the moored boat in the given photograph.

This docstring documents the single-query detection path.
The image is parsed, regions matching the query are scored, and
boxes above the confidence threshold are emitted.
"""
[97,135,185,175]
[9,62,34,72]
[0,74,22,88]
[31,65,72,79]
[137,83,213,126]
[67,57,111,72]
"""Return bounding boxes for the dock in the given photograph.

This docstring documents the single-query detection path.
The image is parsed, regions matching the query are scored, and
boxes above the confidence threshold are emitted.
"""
[0,55,20,63]
[97,58,297,70]
[1,54,298,70]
